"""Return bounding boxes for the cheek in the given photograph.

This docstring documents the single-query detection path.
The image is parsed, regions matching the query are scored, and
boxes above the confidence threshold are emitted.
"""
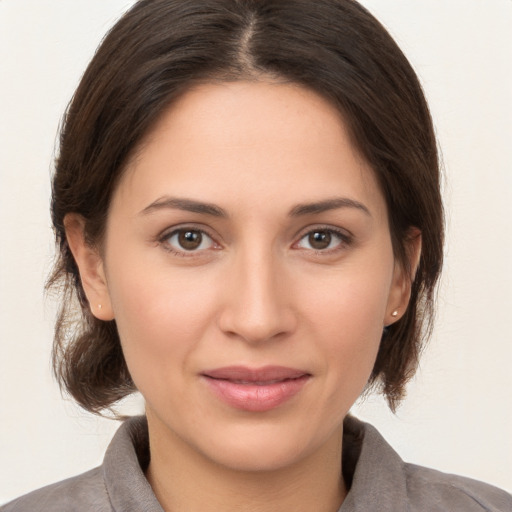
[299,259,393,388]
[105,259,220,381]
[304,262,392,338]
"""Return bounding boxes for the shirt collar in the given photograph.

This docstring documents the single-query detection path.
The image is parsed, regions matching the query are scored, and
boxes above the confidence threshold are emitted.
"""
[102,416,164,512]
[339,416,408,512]
[102,415,408,512]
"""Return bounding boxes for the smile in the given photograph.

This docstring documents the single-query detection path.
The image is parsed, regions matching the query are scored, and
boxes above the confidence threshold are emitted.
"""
[201,366,311,412]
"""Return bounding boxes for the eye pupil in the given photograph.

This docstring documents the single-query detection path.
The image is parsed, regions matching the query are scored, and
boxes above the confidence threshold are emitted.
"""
[178,230,202,250]
[309,231,331,250]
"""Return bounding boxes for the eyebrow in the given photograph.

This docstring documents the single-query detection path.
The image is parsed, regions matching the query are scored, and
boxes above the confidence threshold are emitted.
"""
[288,197,371,217]
[140,197,228,217]
[140,196,371,218]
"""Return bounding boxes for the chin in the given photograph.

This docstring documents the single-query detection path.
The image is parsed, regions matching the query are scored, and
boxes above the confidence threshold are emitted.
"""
[207,439,311,473]
[195,420,340,474]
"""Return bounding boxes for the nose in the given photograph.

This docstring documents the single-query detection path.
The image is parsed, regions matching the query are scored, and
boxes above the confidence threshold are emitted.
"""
[217,247,297,344]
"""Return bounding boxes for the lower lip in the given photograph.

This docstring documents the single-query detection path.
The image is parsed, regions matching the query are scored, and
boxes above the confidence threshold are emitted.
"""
[203,375,310,412]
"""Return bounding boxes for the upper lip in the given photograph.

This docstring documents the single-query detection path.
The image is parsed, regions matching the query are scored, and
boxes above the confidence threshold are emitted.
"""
[201,366,310,383]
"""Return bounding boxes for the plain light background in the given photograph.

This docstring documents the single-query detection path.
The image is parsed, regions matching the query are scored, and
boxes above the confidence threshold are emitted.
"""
[1,0,511,504]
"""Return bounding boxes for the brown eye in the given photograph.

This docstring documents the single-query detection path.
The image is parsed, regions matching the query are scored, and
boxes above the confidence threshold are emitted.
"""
[164,229,215,253]
[295,228,349,253]
[178,230,203,250]
[308,230,332,250]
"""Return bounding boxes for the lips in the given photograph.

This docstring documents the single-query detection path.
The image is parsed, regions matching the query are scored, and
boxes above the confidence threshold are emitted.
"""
[201,366,311,412]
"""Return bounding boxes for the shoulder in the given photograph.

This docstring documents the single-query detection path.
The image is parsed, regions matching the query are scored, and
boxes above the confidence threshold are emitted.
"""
[343,416,512,512]
[2,416,158,512]
[1,467,112,512]
[403,463,512,512]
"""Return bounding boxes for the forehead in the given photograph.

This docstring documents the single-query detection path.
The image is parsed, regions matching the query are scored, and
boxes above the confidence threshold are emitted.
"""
[114,80,387,220]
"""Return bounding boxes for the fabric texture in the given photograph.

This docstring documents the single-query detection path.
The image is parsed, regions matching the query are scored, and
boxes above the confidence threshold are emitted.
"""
[3,416,511,511]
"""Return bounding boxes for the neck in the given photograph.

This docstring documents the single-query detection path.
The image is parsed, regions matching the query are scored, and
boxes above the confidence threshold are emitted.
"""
[145,414,346,512]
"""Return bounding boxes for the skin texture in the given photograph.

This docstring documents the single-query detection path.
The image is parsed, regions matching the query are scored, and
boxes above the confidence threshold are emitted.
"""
[66,81,419,512]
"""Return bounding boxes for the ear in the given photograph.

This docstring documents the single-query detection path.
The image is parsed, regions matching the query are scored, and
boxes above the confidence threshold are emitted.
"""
[385,227,422,326]
[64,213,114,321]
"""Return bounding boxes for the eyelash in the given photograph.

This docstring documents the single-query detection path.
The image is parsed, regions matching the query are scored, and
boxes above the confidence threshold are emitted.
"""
[157,226,353,257]
[294,226,353,255]
[158,227,219,257]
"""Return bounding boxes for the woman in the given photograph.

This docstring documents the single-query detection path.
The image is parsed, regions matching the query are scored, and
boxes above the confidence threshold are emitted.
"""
[2,0,511,510]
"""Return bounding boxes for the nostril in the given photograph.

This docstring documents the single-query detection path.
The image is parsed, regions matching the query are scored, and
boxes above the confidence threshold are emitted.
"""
[218,306,296,344]
[217,258,297,343]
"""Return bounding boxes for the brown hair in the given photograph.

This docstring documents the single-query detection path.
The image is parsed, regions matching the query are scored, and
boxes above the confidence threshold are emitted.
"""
[49,0,443,414]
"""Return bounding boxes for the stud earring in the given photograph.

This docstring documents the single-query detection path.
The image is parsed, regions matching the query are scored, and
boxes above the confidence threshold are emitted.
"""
[98,304,102,310]
[391,310,398,317]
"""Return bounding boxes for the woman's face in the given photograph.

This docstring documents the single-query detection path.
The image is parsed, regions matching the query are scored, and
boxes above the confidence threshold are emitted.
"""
[91,81,411,471]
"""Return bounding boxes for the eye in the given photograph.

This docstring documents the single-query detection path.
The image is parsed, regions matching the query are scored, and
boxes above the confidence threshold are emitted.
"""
[163,228,216,253]
[295,228,349,252]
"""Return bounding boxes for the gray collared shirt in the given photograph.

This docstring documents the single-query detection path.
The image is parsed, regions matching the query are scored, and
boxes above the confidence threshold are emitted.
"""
[3,416,512,511]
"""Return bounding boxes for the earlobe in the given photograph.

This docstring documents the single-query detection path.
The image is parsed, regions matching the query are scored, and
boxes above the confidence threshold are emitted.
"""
[386,228,422,325]
[64,214,114,321]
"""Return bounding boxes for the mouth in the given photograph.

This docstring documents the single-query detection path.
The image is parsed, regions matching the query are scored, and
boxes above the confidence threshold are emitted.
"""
[201,366,311,412]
